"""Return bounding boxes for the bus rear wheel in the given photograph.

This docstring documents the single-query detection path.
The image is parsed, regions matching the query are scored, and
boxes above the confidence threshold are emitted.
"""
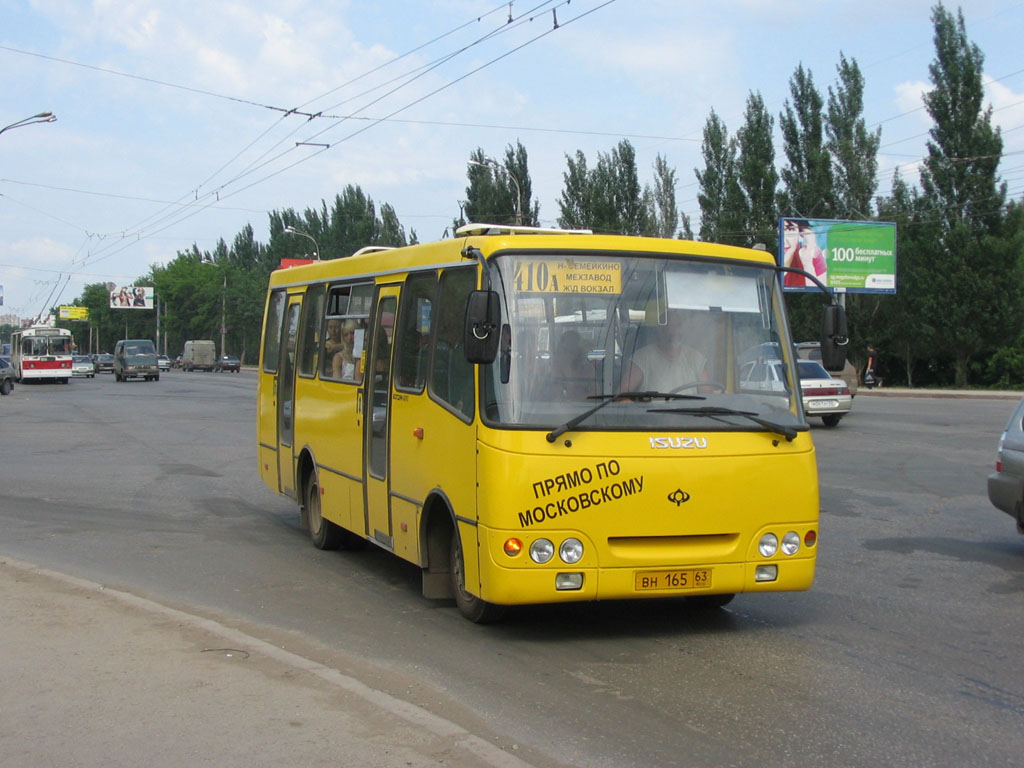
[450,529,505,623]
[305,474,342,550]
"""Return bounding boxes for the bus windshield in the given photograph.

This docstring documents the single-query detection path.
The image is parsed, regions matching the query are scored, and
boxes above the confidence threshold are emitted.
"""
[23,335,72,356]
[483,252,802,433]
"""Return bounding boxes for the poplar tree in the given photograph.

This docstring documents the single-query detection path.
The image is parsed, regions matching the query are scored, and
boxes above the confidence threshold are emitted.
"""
[920,3,1014,385]
[778,65,835,219]
[462,142,539,227]
[557,140,652,235]
[736,92,778,251]
[875,171,943,386]
[695,110,744,245]
[826,54,881,220]
[651,154,679,238]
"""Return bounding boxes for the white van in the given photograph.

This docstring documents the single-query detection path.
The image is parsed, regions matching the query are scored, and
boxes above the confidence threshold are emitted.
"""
[181,339,217,372]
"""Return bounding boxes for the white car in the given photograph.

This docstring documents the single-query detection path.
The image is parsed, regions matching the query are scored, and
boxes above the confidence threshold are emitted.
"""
[72,355,96,378]
[158,355,171,371]
[797,360,852,427]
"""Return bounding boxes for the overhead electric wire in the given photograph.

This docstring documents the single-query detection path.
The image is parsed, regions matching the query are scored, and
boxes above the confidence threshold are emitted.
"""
[69,1,576,270]
[76,1,617,271]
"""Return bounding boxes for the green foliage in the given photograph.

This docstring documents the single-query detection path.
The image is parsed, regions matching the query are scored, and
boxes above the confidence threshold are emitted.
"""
[778,65,835,219]
[461,142,538,228]
[918,3,1013,386]
[695,111,748,246]
[827,54,881,219]
[736,92,779,252]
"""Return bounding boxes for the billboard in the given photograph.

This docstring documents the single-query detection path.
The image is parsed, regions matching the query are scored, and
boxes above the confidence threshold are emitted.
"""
[59,306,89,320]
[779,218,897,294]
[109,285,154,309]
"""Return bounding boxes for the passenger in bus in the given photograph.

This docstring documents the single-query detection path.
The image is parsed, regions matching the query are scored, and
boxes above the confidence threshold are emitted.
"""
[541,330,596,401]
[620,310,708,393]
[331,320,361,381]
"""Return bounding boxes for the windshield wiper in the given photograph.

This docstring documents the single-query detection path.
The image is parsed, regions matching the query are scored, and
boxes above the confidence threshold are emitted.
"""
[648,406,799,442]
[546,391,705,443]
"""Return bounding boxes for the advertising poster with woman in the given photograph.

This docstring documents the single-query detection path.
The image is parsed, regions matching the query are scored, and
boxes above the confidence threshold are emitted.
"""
[108,285,154,309]
[779,218,897,294]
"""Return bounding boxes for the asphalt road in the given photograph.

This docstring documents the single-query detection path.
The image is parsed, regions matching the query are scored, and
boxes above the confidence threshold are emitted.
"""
[1,370,1022,767]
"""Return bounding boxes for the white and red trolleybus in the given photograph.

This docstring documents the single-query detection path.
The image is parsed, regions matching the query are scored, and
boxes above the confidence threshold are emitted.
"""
[10,326,73,383]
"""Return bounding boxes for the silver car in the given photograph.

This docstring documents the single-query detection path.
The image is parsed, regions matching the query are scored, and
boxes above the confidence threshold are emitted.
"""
[797,360,852,427]
[987,397,1024,534]
[72,355,96,378]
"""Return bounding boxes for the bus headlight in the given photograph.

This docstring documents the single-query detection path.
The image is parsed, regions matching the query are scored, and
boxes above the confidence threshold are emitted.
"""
[781,532,801,555]
[758,533,778,558]
[530,538,554,564]
[559,538,583,564]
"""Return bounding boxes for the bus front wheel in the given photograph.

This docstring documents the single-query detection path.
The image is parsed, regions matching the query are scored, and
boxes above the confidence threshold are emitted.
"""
[450,529,505,624]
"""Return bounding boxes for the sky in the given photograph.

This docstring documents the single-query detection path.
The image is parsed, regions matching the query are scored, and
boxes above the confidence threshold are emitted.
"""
[2,0,1023,322]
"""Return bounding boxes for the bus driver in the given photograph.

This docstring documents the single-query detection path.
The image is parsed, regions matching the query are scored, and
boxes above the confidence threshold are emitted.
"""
[620,311,708,393]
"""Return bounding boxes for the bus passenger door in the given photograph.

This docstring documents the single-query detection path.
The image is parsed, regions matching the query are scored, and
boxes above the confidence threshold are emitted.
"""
[364,287,398,548]
[276,300,302,497]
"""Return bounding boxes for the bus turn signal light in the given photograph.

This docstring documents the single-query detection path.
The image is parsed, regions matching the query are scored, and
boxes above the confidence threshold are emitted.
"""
[503,538,523,556]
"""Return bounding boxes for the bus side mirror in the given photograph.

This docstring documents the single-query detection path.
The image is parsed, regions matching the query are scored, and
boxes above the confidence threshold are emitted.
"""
[464,290,501,363]
[820,304,849,371]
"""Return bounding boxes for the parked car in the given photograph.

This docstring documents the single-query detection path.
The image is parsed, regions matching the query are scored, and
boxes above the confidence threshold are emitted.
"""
[0,356,14,395]
[794,341,858,398]
[173,355,182,368]
[72,355,96,378]
[94,353,115,373]
[797,359,852,427]
[157,355,171,371]
[215,354,241,373]
[987,396,1024,534]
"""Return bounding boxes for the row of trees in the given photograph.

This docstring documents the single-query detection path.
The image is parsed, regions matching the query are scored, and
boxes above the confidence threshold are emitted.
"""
[59,3,1023,387]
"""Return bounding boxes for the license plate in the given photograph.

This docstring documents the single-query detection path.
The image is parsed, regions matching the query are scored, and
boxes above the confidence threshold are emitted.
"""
[634,568,712,591]
[809,399,838,408]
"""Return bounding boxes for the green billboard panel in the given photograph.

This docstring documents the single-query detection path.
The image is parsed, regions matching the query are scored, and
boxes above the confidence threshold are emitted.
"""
[779,218,897,294]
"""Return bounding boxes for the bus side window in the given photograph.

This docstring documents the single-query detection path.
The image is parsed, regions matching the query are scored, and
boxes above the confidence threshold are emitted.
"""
[298,284,325,378]
[262,290,287,374]
[395,271,437,392]
[429,268,475,420]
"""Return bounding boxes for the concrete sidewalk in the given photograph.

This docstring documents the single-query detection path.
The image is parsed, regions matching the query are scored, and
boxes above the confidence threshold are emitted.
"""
[858,387,1023,400]
[0,558,536,768]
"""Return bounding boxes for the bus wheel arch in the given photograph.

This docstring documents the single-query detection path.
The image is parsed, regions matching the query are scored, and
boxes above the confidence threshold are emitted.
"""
[420,494,455,600]
[421,494,505,623]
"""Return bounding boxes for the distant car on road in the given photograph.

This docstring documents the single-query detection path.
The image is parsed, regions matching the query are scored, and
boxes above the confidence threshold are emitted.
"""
[215,354,241,373]
[797,359,852,427]
[0,356,14,395]
[72,355,96,378]
[158,355,171,371]
[988,396,1024,534]
[94,353,115,373]
[795,341,858,398]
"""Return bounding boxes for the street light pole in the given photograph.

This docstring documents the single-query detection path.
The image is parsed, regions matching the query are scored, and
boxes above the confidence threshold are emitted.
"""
[220,271,226,359]
[468,157,522,225]
[200,256,228,358]
[0,111,57,136]
[284,226,320,260]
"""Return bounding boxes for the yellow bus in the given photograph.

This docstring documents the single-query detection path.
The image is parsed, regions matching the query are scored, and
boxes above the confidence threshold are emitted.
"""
[257,224,847,622]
